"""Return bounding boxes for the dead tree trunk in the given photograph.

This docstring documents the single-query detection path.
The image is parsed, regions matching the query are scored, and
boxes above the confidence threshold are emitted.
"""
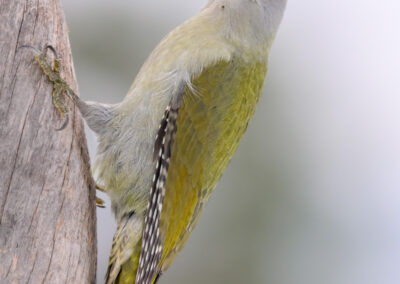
[0,0,97,283]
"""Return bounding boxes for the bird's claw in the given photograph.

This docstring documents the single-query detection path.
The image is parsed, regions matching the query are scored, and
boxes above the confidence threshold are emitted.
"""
[95,184,106,193]
[96,196,106,208]
[19,44,71,130]
[55,114,69,131]
[95,184,107,208]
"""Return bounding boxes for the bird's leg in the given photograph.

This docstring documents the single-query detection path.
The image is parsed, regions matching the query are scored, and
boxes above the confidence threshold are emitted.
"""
[21,45,82,130]
[36,45,79,130]
[25,45,113,135]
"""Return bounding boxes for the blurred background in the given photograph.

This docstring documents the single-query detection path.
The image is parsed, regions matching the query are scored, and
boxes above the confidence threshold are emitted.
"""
[62,1,400,283]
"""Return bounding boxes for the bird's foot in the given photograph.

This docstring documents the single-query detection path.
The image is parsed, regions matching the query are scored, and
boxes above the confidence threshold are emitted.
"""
[95,183,107,208]
[95,184,106,192]
[20,45,76,130]
[96,196,106,208]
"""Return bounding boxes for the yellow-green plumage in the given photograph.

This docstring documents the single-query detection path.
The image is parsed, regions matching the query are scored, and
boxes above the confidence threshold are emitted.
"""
[115,57,267,283]
[160,58,267,269]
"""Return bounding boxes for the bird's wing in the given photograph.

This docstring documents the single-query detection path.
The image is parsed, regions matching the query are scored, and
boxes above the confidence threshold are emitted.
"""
[135,89,185,284]
[106,87,185,284]
[159,58,267,270]
[135,58,266,283]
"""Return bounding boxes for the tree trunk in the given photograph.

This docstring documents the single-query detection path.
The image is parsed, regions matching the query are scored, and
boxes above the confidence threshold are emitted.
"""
[0,0,97,283]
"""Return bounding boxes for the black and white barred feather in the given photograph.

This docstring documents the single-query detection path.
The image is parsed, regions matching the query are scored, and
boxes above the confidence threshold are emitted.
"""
[135,103,180,284]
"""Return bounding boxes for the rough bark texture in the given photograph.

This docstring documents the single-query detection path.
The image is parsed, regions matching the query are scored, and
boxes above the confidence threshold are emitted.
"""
[0,0,97,283]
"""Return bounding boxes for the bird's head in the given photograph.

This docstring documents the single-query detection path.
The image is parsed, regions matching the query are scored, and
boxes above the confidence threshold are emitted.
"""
[204,0,287,47]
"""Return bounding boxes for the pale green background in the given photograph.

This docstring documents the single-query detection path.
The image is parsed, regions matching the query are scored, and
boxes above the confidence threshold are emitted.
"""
[62,1,400,283]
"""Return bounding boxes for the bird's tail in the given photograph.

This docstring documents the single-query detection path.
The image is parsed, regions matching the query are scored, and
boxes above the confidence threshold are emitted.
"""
[105,212,142,284]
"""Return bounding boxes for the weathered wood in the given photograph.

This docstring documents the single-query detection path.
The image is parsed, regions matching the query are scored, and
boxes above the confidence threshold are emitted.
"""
[0,0,97,283]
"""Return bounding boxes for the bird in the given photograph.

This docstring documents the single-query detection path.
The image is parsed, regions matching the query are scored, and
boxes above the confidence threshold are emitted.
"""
[30,0,287,283]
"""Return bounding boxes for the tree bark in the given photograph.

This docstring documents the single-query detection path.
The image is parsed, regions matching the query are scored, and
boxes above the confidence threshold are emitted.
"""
[0,0,97,283]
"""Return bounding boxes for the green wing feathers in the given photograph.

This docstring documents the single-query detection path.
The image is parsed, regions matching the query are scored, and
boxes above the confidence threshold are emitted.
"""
[160,58,267,269]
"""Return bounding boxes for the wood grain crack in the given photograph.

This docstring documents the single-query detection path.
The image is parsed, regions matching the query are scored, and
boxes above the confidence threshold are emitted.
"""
[0,83,34,222]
